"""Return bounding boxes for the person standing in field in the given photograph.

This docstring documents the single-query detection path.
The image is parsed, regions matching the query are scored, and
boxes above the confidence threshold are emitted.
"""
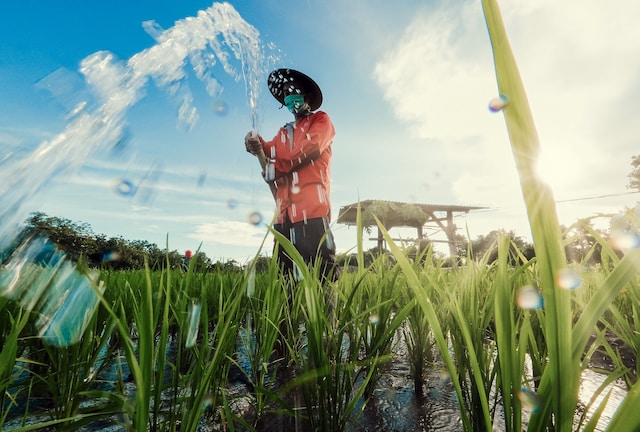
[244,68,340,283]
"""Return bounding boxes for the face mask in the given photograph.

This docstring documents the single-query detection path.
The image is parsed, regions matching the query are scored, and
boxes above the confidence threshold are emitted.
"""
[284,94,305,113]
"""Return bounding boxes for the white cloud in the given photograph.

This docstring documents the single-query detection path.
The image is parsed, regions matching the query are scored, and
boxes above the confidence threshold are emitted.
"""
[188,220,270,248]
[373,0,640,237]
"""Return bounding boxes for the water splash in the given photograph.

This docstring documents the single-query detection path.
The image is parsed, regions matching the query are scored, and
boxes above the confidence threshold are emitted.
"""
[517,386,542,413]
[186,301,202,349]
[0,2,269,251]
[246,264,256,297]
[0,235,103,346]
[1,2,271,344]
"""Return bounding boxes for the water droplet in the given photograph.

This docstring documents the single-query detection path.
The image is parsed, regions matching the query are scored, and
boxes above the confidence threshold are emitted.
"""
[102,250,122,262]
[212,99,228,115]
[516,285,543,309]
[202,393,214,409]
[133,160,164,207]
[611,230,640,250]
[325,231,335,251]
[291,185,300,194]
[197,171,207,188]
[438,369,451,383]
[227,198,238,209]
[0,235,103,346]
[556,268,581,290]
[369,314,380,325]
[113,179,137,197]
[246,265,256,297]
[248,211,262,225]
[293,263,303,282]
[265,162,275,181]
[488,94,508,112]
[186,301,201,349]
[111,128,131,155]
[518,386,541,413]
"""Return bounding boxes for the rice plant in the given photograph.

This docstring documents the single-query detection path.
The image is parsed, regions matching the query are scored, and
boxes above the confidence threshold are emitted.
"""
[482,1,640,430]
[272,230,377,432]
[1,5,639,430]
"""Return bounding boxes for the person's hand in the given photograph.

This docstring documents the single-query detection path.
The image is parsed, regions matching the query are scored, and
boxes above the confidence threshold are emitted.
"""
[245,132,263,155]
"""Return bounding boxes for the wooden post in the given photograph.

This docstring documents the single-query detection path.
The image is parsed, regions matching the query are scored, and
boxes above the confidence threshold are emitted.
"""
[445,210,457,257]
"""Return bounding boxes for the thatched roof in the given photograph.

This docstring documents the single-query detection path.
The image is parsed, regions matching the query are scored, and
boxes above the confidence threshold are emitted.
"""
[336,199,487,229]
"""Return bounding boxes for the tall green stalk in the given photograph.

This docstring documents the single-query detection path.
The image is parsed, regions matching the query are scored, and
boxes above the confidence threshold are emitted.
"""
[483,2,640,431]
[482,1,576,429]
[492,235,533,432]
[270,229,377,431]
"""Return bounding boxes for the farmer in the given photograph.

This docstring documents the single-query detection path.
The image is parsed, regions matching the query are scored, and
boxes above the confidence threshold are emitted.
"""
[244,68,340,283]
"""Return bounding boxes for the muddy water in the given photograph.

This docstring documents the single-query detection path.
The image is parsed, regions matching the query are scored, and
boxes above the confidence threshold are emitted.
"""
[351,340,629,432]
[350,348,462,431]
[227,328,631,432]
[3,330,630,432]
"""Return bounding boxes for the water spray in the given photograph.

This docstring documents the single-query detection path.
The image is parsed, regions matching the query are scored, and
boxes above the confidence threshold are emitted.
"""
[0,2,272,346]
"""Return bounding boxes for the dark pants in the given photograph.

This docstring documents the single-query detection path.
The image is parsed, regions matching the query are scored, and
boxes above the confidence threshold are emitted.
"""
[273,215,340,283]
[273,216,340,356]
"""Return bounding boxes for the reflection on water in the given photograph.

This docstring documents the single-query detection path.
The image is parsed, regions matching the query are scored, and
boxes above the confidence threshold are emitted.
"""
[578,369,627,432]
[3,326,631,431]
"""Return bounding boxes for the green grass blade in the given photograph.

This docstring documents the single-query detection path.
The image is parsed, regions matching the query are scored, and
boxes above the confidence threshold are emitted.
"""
[482,1,576,429]
[572,248,640,362]
[604,377,640,431]
[493,235,522,432]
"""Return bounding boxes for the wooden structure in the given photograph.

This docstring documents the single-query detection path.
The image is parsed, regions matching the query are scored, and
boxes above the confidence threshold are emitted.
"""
[336,200,487,256]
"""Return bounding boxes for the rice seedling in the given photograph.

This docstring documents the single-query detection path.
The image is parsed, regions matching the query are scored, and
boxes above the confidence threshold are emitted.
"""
[1,227,638,432]
[399,250,439,393]
[30,303,120,428]
[267,227,387,431]
[375,219,474,430]
[235,256,290,425]
[177,271,244,432]
[0,304,30,425]
[446,248,497,431]
[92,257,245,431]
[352,254,415,399]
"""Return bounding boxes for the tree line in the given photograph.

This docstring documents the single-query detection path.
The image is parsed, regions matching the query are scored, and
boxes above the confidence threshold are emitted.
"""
[5,212,244,272]
[4,152,638,272]
[0,210,622,273]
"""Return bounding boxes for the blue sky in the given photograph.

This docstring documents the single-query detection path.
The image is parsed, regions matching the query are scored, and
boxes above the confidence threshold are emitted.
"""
[2,0,639,263]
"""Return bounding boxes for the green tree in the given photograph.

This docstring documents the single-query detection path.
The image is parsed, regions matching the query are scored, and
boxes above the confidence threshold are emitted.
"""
[469,229,535,264]
[562,221,604,265]
[627,155,640,191]
[24,212,98,262]
[19,212,217,271]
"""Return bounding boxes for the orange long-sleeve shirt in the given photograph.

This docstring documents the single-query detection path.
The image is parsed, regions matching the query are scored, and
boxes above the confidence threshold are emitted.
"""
[260,111,335,224]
